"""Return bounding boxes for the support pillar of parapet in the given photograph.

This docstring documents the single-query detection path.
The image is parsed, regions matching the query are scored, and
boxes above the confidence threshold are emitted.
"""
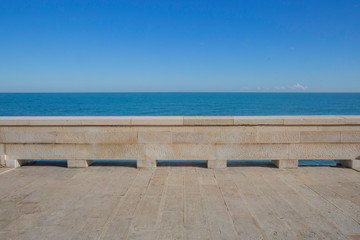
[67,159,93,168]
[207,159,227,169]
[137,158,157,168]
[272,159,298,169]
[336,159,360,171]
[1,155,30,168]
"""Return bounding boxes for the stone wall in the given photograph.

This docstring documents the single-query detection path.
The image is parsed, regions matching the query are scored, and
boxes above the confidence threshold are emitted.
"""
[0,116,359,169]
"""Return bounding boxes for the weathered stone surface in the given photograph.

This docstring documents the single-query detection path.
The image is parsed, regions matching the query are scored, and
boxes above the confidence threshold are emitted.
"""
[145,144,216,161]
[207,160,227,169]
[131,116,183,125]
[289,143,360,159]
[74,144,142,159]
[67,159,93,168]
[216,144,289,160]
[256,129,300,143]
[1,116,360,170]
[272,159,298,169]
[184,116,234,126]
[283,116,345,125]
[138,131,172,144]
[5,144,76,159]
[234,116,284,125]
[0,144,4,155]
[341,132,360,143]
[300,131,341,143]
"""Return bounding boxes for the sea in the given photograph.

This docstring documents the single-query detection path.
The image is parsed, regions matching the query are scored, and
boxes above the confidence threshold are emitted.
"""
[1,92,359,166]
[0,92,360,116]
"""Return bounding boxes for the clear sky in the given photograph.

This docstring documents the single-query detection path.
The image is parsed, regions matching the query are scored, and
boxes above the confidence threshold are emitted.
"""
[0,0,359,92]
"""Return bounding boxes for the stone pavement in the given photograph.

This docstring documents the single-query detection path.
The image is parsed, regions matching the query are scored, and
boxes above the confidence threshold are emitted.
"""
[0,163,359,239]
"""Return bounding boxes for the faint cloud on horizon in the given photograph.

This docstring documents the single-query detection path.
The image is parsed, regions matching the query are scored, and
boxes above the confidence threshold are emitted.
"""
[274,83,307,91]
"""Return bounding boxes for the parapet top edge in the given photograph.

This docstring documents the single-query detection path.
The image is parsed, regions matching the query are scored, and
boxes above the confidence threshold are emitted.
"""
[0,116,359,126]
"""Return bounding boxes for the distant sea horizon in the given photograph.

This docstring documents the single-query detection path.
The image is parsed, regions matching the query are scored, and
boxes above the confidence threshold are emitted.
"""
[1,92,359,116]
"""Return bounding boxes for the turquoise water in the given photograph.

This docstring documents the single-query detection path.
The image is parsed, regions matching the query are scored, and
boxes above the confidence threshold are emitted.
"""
[0,92,359,116]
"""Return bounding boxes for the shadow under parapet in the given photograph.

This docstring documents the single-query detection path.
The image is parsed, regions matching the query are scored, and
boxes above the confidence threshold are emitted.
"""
[227,160,276,167]
[157,160,207,168]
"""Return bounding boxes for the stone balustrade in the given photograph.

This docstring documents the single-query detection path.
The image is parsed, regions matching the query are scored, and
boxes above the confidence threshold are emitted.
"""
[0,116,359,170]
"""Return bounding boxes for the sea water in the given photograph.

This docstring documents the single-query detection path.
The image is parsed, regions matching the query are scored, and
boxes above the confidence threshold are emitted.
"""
[0,92,359,116]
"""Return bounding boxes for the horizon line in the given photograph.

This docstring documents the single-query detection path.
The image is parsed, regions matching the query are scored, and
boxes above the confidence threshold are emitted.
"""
[0,91,360,94]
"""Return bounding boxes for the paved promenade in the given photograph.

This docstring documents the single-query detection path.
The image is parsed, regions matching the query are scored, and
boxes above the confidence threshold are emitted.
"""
[0,164,359,239]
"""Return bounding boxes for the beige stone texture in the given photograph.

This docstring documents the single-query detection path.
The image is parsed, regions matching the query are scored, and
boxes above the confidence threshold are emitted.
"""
[172,132,208,144]
[1,116,359,169]
[131,116,183,125]
[75,144,142,160]
[234,116,284,125]
[216,144,289,160]
[300,131,341,143]
[256,127,300,143]
[0,128,57,143]
[207,160,227,169]
[145,144,216,161]
[0,144,4,155]
[137,159,157,168]
[272,159,298,169]
[0,154,7,166]
[138,131,172,143]
[184,116,234,126]
[289,143,360,159]
[5,144,76,160]
[341,132,360,143]
[5,159,22,168]
[343,116,360,125]
[282,116,345,125]
[67,159,93,168]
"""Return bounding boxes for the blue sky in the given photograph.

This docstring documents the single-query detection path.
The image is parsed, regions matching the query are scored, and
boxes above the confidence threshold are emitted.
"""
[0,0,359,92]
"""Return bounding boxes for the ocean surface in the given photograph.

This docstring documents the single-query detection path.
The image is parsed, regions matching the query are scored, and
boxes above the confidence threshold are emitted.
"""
[1,92,359,166]
[0,92,360,116]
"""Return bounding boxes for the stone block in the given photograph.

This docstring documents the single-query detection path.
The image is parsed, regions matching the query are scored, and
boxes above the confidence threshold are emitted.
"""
[300,132,341,143]
[5,144,76,160]
[207,160,227,169]
[283,116,345,125]
[343,116,360,125]
[67,159,93,168]
[172,132,208,144]
[75,144,141,160]
[341,132,360,143]
[234,116,284,125]
[138,131,172,144]
[0,144,4,155]
[137,159,157,168]
[131,116,183,126]
[0,128,57,143]
[0,154,7,166]
[289,143,360,159]
[208,131,257,144]
[272,160,298,169]
[5,159,22,168]
[145,144,216,161]
[184,117,234,126]
[216,144,288,160]
[256,130,300,143]
[336,159,360,171]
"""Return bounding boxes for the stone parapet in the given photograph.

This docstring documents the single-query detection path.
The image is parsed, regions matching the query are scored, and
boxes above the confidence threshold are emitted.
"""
[0,116,359,170]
